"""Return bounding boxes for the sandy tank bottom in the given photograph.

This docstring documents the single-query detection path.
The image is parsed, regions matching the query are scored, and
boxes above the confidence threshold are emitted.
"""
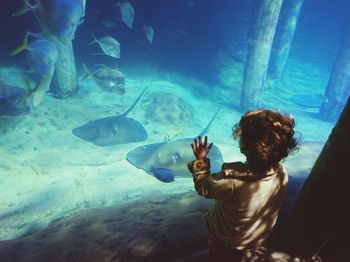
[0,61,334,255]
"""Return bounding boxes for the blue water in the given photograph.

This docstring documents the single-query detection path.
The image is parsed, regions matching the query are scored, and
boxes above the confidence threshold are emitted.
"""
[0,0,349,260]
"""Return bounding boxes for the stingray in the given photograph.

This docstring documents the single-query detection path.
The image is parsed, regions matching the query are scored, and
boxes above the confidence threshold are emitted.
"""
[0,83,31,116]
[72,83,151,146]
[126,106,224,183]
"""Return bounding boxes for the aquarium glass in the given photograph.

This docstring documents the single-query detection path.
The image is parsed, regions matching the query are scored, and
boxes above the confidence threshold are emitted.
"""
[0,0,349,260]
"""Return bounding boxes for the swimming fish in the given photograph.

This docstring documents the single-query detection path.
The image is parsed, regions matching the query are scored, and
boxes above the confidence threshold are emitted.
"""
[101,19,118,28]
[12,0,35,16]
[163,130,184,142]
[143,25,154,44]
[12,1,48,35]
[11,33,59,78]
[82,63,125,94]
[118,1,135,29]
[14,0,86,42]
[89,33,121,59]
[40,0,86,41]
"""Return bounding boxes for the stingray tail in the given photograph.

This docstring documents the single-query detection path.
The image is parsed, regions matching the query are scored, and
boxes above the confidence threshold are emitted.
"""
[122,80,154,116]
[199,105,223,137]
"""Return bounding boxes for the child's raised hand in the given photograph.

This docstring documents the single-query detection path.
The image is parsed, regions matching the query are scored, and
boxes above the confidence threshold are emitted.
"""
[191,135,213,160]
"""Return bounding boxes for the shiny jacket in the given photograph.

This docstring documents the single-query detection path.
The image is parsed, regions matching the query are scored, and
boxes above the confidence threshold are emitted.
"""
[187,158,288,250]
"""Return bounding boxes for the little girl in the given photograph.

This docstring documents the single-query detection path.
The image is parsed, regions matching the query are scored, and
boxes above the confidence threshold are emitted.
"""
[188,109,298,261]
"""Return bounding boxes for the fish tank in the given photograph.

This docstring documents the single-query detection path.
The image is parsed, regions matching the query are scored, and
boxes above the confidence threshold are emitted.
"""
[0,0,349,261]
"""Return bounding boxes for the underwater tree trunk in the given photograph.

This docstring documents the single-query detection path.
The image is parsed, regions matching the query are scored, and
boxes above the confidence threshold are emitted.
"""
[51,41,78,97]
[319,31,350,122]
[269,0,304,78]
[240,0,283,110]
[279,96,350,261]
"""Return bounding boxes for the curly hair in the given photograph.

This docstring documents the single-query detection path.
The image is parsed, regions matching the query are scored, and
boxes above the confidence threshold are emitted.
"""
[232,109,299,172]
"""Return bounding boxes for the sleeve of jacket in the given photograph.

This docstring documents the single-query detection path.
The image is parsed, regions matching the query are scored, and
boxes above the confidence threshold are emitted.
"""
[187,158,234,199]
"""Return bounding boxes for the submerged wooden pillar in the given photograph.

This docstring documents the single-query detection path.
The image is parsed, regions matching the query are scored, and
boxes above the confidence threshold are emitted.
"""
[279,96,350,260]
[319,32,350,122]
[240,0,283,110]
[51,41,78,97]
[269,0,304,78]
[49,1,86,98]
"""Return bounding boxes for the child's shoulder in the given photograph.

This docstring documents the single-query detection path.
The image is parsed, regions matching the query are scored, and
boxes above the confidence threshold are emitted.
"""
[221,161,252,179]
[222,161,247,172]
[221,162,281,182]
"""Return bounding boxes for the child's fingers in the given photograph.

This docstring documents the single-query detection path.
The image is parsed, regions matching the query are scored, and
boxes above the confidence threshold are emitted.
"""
[207,143,213,151]
[194,138,198,149]
[204,136,208,147]
[191,143,196,153]
[198,136,202,146]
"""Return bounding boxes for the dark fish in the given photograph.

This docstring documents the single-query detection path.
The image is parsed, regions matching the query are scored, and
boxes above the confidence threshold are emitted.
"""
[14,0,86,42]
[118,1,135,29]
[11,33,58,78]
[72,82,152,146]
[126,106,224,182]
[82,64,125,94]
[101,19,118,28]
[143,25,154,44]
[41,0,86,41]
[89,33,121,59]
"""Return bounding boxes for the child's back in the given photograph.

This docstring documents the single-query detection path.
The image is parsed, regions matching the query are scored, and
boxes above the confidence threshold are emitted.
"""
[188,109,298,260]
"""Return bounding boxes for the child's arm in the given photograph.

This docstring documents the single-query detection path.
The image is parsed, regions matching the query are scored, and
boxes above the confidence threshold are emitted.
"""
[187,158,234,199]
